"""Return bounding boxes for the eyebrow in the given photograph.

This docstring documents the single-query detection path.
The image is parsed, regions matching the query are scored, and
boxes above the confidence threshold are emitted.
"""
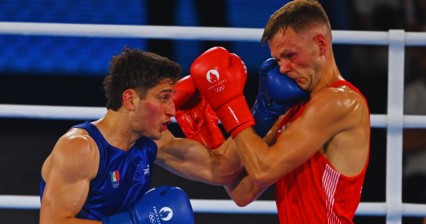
[159,89,173,94]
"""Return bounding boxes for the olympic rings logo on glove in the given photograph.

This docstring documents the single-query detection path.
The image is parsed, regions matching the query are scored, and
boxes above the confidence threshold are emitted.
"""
[148,212,156,223]
[215,85,225,93]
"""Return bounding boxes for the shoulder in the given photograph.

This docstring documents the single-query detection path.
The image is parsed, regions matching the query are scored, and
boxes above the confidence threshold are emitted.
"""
[310,85,367,113]
[303,85,369,127]
[49,128,99,179]
[59,128,97,156]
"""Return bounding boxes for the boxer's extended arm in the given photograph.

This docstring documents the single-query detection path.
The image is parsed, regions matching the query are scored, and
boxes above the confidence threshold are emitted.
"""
[155,131,243,186]
[40,129,99,224]
[234,88,370,186]
[156,72,244,185]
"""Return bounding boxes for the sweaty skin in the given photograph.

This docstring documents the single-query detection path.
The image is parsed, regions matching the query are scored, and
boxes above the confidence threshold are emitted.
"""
[41,82,243,224]
[225,25,369,207]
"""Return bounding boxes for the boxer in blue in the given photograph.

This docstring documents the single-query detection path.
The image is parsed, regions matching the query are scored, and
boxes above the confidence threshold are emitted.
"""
[39,47,242,224]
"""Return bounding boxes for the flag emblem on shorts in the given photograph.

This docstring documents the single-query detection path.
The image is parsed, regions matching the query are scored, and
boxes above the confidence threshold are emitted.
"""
[110,170,120,188]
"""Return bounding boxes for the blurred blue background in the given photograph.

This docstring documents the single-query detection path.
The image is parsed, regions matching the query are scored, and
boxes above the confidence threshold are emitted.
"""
[0,0,285,77]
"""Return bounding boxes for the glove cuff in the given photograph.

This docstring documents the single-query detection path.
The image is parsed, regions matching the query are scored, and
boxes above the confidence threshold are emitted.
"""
[216,96,255,137]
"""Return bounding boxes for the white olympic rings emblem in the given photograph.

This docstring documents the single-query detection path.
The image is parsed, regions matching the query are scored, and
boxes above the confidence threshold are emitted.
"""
[215,85,225,93]
[149,212,156,223]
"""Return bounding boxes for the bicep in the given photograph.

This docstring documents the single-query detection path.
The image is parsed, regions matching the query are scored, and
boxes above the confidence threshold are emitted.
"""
[41,170,91,220]
[40,135,98,222]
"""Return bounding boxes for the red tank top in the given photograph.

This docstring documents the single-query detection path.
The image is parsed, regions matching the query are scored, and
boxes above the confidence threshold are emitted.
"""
[275,80,370,224]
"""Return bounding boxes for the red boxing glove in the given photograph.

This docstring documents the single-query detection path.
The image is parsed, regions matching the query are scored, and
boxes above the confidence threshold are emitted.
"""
[190,47,254,137]
[173,75,225,149]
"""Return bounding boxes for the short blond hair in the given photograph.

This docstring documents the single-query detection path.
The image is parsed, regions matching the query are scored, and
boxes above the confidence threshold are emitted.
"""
[261,0,331,45]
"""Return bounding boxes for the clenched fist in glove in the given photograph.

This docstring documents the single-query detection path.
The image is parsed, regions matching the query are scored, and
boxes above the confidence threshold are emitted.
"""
[190,47,254,137]
[102,186,194,224]
[173,75,225,149]
[252,58,309,137]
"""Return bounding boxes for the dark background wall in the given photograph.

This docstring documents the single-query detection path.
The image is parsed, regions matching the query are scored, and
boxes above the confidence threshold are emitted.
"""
[0,0,419,223]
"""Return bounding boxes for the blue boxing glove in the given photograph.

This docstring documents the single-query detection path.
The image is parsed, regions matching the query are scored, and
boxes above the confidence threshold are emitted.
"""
[102,186,194,224]
[252,58,309,137]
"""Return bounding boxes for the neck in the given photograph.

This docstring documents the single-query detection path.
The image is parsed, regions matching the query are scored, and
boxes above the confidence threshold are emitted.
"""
[94,110,137,151]
[311,56,343,94]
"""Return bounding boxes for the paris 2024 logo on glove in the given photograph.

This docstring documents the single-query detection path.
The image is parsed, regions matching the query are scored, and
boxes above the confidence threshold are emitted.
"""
[205,69,226,93]
[148,206,173,223]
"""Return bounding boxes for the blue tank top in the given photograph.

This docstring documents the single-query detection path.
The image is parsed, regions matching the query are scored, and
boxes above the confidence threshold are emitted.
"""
[40,121,158,220]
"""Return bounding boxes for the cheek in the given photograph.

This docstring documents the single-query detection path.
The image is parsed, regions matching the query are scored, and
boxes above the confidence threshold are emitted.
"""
[143,102,163,119]
[292,57,308,70]
[145,101,161,113]
[137,101,163,127]
[294,54,316,71]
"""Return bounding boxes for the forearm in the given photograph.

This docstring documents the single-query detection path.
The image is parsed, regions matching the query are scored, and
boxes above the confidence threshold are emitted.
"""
[224,171,265,207]
[207,138,245,185]
[157,137,212,181]
[233,128,276,186]
[157,137,243,185]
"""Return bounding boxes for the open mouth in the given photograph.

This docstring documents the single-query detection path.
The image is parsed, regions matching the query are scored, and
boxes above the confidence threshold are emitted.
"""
[161,121,171,131]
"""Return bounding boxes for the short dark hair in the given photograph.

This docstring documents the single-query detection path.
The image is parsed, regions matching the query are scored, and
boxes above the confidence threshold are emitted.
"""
[103,47,181,110]
[261,0,330,45]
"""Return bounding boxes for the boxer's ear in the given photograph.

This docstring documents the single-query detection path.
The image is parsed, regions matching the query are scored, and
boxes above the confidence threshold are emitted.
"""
[314,34,327,56]
[122,89,137,111]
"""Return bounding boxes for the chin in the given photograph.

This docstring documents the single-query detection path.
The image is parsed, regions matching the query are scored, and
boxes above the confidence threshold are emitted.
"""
[144,131,160,140]
[151,134,161,140]
[154,130,164,140]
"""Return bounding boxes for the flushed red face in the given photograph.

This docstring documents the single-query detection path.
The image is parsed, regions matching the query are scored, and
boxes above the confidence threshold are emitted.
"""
[269,27,325,92]
[132,81,176,140]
